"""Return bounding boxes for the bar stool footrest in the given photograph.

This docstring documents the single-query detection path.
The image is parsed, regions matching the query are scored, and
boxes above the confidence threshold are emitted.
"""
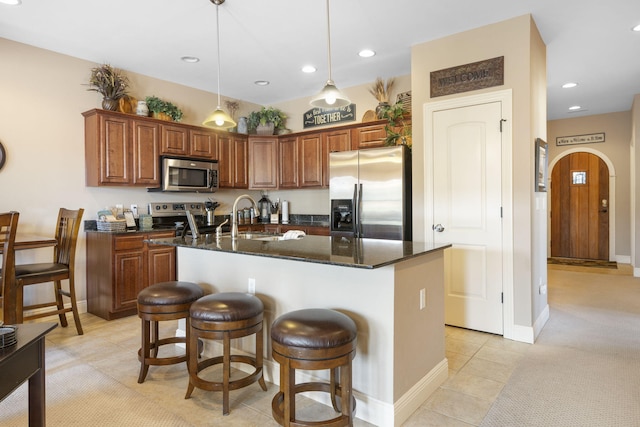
[138,336,187,366]
[190,354,267,392]
[271,382,356,427]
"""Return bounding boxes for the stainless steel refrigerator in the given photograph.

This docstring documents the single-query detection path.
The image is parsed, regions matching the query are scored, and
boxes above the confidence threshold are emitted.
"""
[329,145,412,240]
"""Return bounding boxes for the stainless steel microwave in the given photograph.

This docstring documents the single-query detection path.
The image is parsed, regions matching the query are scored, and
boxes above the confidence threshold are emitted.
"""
[160,156,218,192]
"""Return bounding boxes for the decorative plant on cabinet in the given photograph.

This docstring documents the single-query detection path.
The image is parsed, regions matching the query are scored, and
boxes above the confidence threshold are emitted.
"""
[87,63,129,111]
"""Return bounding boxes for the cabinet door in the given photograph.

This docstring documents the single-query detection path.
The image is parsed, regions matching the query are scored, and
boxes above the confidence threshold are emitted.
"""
[160,124,189,155]
[113,250,146,312]
[217,134,234,188]
[234,136,249,188]
[352,123,386,149]
[278,137,298,188]
[148,246,176,285]
[132,120,160,185]
[190,129,218,159]
[99,114,131,184]
[298,133,323,188]
[249,137,278,189]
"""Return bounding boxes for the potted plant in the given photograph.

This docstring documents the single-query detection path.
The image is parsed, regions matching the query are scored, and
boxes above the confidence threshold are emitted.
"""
[382,101,412,149]
[246,106,287,135]
[144,96,183,122]
[368,77,395,119]
[87,63,129,111]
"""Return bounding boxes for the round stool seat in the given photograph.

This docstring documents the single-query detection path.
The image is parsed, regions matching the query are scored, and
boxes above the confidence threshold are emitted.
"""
[271,308,357,350]
[185,292,267,415]
[270,309,357,427]
[190,292,263,323]
[138,281,204,310]
[136,281,204,384]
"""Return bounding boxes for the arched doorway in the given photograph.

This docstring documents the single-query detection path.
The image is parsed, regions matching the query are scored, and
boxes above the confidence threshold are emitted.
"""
[550,152,610,260]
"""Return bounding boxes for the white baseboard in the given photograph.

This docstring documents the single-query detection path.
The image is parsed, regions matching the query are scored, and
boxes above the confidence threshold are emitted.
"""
[506,303,549,344]
[616,255,631,264]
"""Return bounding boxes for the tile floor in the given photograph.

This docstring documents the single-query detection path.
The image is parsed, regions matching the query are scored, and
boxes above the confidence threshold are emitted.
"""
[12,263,624,426]
[17,311,528,427]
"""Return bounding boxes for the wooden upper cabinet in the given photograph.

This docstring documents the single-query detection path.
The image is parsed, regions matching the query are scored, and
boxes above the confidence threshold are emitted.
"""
[325,128,352,153]
[351,122,386,149]
[249,136,279,189]
[279,137,298,189]
[160,124,189,156]
[189,128,218,159]
[131,120,160,186]
[219,134,249,188]
[84,109,159,187]
[298,133,323,188]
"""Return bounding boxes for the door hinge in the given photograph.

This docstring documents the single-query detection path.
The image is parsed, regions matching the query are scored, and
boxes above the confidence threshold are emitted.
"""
[500,207,503,218]
[500,119,507,132]
[501,292,504,303]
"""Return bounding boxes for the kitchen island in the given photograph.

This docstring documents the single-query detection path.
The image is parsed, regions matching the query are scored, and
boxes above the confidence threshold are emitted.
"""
[147,233,450,427]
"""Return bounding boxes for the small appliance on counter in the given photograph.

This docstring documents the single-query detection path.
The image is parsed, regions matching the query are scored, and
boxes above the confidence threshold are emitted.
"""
[204,199,220,226]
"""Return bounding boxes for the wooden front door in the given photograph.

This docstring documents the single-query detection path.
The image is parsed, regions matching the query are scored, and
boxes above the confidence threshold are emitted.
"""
[550,152,609,260]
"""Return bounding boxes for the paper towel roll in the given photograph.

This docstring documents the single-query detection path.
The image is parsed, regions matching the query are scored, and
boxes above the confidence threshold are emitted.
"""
[282,200,289,224]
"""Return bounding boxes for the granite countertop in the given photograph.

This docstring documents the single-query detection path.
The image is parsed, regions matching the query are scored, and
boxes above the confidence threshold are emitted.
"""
[145,234,450,269]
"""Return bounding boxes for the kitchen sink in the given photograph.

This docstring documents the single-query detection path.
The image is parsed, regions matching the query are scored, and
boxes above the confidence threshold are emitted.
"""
[219,232,283,241]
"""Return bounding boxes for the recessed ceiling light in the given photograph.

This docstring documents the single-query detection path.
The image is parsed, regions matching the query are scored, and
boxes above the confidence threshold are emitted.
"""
[254,80,270,86]
[568,105,582,111]
[358,49,376,58]
[632,24,640,32]
[0,0,22,5]
[181,56,200,63]
[562,82,578,89]
[302,65,317,73]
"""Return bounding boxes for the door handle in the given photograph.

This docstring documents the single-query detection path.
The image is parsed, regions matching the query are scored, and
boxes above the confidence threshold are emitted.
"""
[433,224,445,232]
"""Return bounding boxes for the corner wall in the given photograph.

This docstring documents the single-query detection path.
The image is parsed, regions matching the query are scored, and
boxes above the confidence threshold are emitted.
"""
[411,14,547,335]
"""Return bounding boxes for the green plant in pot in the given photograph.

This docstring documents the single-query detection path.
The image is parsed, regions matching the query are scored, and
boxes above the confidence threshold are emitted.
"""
[382,101,412,149]
[144,96,183,122]
[87,63,129,111]
[246,106,287,135]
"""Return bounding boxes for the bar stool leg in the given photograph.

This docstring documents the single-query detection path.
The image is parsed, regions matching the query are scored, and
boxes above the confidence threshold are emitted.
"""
[138,318,151,383]
[151,321,159,358]
[222,331,231,415]
[342,363,353,427]
[330,368,339,411]
[256,324,267,391]
[185,324,198,399]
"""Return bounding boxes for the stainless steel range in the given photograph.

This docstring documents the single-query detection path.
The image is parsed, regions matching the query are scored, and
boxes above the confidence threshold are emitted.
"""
[148,201,206,230]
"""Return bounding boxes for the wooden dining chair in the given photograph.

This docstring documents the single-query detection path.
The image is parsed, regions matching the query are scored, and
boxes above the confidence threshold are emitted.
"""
[0,211,20,324]
[15,208,84,334]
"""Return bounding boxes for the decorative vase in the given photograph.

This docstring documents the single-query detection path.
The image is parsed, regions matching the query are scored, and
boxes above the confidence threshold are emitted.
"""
[102,97,119,111]
[237,116,248,134]
[375,102,390,119]
[136,101,149,117]
[256,122,275,135]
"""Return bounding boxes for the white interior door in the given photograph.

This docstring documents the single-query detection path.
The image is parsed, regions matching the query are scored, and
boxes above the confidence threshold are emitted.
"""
[433,101,503,335]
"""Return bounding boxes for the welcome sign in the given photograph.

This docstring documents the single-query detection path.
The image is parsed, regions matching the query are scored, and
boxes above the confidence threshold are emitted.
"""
[430,56,504,97]
[303,104,356,129]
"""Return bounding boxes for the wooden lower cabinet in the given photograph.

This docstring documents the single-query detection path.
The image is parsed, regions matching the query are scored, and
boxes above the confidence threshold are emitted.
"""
[86,230,176,320]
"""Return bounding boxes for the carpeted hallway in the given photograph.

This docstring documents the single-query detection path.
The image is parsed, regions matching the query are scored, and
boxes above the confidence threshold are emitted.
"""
[1,263,638,426]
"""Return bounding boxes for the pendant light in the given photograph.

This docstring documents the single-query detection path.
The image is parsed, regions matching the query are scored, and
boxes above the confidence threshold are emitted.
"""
[203,0,236,129]
[310,0,350,108]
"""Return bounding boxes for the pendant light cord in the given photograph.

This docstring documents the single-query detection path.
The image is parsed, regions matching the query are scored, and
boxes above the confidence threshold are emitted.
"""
[216,3,222,108]
[325,0,333,83]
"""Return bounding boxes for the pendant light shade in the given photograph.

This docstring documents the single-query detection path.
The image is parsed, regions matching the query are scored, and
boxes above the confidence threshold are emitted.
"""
[203,0,236,129]
[310,0,350,108]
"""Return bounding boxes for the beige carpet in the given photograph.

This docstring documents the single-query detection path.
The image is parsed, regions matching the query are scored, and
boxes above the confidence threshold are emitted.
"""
[0,347,192,426]
[480,267,640,426]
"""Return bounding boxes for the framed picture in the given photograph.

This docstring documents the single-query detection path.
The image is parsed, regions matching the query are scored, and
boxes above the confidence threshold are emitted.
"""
[535,138,548,192]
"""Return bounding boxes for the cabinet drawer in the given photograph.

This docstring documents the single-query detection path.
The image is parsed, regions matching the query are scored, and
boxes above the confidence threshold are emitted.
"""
[114,235,145,251]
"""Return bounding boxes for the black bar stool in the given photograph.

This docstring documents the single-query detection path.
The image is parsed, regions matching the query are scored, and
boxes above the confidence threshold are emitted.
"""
[271,308,357,427]
[185,292,267,415]
[136,281,204,383]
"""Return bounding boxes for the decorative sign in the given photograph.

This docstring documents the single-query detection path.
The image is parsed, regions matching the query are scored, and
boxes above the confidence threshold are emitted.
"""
[303,104,356,129]
[430,56,504,98]
[556,133,605,146]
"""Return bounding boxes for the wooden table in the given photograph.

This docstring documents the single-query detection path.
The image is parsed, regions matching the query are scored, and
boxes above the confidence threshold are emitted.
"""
[1,234,57,325]
[0,322,57,426]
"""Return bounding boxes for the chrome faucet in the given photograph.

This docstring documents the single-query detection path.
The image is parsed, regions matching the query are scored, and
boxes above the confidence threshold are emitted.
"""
[231,194,259,240]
